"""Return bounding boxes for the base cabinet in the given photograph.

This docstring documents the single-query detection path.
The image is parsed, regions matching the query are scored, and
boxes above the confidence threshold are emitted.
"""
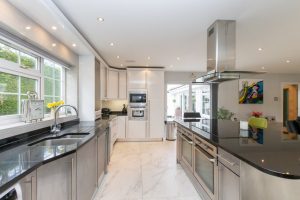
[77,137,98,200]
[37,154,76,200]
[97,132,107,186]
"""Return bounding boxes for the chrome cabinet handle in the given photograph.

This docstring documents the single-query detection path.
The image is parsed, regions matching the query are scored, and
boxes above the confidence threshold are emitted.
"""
[180,134,193,145]
[217,154,236,166]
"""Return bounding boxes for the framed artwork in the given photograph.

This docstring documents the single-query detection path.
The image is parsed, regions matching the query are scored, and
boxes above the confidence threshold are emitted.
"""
[239,79,263,104]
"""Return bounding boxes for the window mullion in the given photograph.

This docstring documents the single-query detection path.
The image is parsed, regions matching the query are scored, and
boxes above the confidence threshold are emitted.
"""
[18,76,21,114]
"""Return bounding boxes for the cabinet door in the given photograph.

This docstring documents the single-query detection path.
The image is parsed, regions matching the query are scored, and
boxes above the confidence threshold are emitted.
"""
[95,60,101,110]
[100,64,107,99]
[19,170,37,200]
[148,99,164,138]
[117,116,126,139]
[127,120,146,138]
[119,71,127,99]
[77,137,97,200]
[146,70,164,100]
[97,133,106,186]
[219,163,240,200]
[107,69,119,99]
[147,70,164,139]
[37,154,76,200]
[127,70,146,89]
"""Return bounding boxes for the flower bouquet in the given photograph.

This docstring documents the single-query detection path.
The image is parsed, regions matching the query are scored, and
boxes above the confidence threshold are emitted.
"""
[47,100,64,118]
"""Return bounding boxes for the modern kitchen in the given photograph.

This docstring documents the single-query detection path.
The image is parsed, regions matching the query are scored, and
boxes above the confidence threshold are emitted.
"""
[0,0,300,200]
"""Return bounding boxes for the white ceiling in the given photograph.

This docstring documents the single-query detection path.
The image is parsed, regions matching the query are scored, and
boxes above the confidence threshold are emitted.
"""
[9,0,300,73]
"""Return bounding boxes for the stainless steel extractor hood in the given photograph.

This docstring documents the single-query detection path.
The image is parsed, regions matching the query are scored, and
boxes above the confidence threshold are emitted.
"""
[195,20,264,84]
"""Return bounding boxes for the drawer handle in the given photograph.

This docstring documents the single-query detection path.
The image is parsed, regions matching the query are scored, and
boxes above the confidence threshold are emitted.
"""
[217,154,236,166]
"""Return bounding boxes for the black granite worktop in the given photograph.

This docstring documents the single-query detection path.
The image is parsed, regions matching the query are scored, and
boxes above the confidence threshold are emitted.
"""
[175,119,300,179]
[0,118,110,193]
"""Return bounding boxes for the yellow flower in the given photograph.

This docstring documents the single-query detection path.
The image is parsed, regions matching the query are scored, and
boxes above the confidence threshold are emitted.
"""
[47,103,53,108]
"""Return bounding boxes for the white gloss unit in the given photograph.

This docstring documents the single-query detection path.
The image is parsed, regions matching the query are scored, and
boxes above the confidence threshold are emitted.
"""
[126,68,164,141]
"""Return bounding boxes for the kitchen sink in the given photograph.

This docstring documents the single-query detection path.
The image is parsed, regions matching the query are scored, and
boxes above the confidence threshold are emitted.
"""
[29,138,82,147]
[61,132,90,138]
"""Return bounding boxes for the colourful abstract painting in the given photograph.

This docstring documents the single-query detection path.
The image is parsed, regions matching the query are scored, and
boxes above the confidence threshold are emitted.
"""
[239,79,263,104]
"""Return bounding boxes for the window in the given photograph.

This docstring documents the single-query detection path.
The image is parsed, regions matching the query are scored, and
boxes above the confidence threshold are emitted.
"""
[0,42,38,70]
[192,85,210,117]
[0,39,66,119]
[0,72,37,116]
[167,84,189,118]
[43,59,64,113]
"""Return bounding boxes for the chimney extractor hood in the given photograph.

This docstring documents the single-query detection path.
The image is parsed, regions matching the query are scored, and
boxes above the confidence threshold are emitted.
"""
[194,20,265,84]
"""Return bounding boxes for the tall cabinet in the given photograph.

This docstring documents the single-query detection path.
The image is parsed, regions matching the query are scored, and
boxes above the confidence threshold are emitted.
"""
[127,68,165,140]
[147,70,165,139]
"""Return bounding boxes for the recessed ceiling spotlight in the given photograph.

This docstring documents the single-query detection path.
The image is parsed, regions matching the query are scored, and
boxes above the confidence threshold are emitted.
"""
[177,57,180,61]
[120,64,123,67]
[146,64,149,66]
[25,26,31,30]
[147,56,151,60]
[286,60,291,63]
[261,66,265,70]
[169,65,174,68]
[52,43,57,47]
[72,43,77,47]
[110,42,114,46]
[116,56,120,59]
[258,48,263,51]
[97,17,104,22]
[51,26,57,30]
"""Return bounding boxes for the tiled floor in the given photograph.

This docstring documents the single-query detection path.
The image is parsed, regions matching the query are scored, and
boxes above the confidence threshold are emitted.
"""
[94,141,202,200]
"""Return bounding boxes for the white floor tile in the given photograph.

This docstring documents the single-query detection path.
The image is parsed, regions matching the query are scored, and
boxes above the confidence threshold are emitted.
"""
[93,141,202,200]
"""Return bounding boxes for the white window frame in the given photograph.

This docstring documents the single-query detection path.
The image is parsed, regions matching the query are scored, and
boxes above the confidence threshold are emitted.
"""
[0,38,66,123]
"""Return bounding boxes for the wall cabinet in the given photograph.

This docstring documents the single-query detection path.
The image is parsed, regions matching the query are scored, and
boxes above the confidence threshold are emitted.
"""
[100,63,107,99]
[37,154,76,200]
[127,70,147,89]
[119,71,127,99]
[77,137,98,200]
[107,69,119,99]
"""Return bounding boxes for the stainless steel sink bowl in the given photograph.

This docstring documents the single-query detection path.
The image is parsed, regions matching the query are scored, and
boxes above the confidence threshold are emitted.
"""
[61,133,90,139]
[29,138,82,146]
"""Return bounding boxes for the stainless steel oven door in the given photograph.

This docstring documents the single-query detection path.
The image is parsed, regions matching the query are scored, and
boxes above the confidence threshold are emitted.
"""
[128,107,147,121]
[180,134,193,171]
[193,143,218,200]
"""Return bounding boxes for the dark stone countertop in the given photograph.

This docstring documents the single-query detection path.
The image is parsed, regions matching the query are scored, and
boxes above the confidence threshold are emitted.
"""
[175,118,300,179]
[0,119,110,193]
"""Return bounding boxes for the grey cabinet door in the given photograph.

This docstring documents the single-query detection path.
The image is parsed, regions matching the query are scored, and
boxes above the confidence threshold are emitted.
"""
[97,132,106,185]
[77,137,97,200]
[19,170,37,200]
[37,154,76,200]
[219,163,240,200]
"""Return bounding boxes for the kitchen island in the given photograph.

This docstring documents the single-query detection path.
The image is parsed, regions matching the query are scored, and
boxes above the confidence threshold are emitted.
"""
[175,119,300,200]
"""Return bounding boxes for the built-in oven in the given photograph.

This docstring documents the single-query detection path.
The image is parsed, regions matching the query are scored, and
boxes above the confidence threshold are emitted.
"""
[178,126,193,171]
[193,135,218,200]
[129,90,147,106]
[128,106,147,121]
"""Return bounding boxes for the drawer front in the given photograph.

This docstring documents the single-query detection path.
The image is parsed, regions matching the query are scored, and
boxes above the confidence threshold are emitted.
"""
[218,148,240,175]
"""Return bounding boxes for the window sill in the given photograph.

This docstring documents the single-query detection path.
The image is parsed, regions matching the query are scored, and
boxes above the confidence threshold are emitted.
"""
[0,115,78,140]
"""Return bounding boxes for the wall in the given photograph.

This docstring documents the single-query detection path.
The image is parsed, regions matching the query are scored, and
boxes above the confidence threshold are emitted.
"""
[165,71,202,84]
[102,100,128,111]
[79,55,95,121]
[0,0,78,66]
[218,73,300,122]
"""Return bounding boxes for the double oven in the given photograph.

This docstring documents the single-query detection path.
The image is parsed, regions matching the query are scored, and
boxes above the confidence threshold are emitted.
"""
[128,90,147,121]
[177,125,218,200]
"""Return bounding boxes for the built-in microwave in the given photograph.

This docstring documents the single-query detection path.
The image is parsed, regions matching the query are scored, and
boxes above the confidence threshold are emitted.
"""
[129,91,147,105]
